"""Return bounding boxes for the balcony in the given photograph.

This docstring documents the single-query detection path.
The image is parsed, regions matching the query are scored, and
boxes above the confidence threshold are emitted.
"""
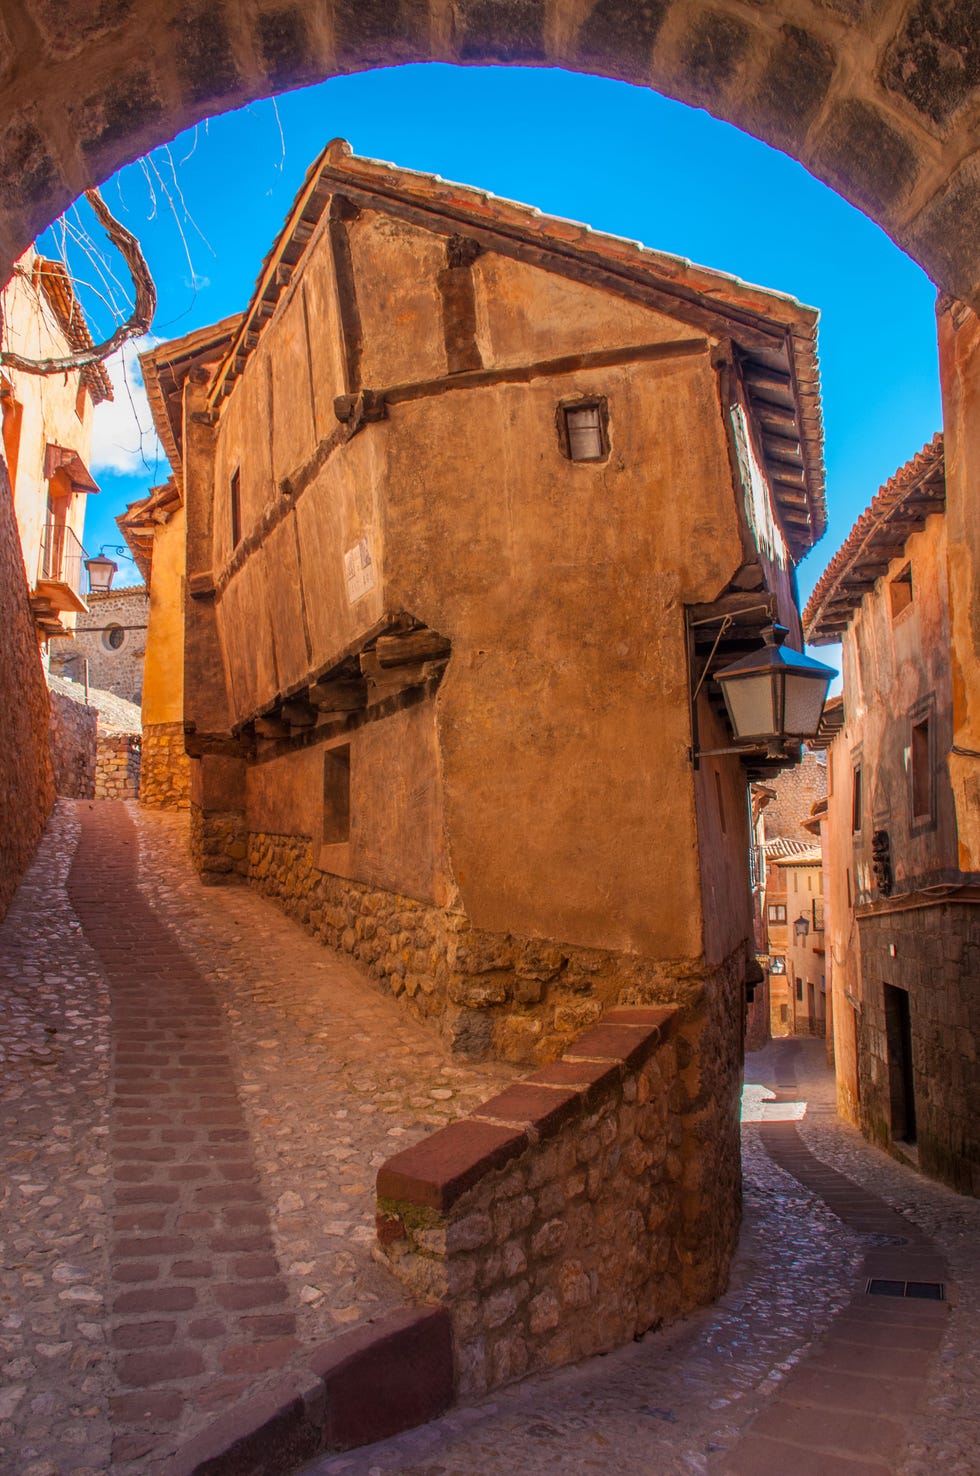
[32,520,89,637]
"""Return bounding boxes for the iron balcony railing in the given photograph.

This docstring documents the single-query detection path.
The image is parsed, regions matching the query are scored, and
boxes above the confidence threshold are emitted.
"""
[38,518,87,601]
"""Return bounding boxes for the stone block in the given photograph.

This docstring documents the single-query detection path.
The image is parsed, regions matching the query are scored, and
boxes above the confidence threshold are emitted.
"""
[313,1306,454,1451]
[471,1082,581,1138]
[377,1121,528,1212]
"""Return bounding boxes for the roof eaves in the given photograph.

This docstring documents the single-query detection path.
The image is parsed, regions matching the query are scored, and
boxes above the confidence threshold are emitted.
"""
[206,140,825,554]
[34,258,114,405]
[804,435,944,644]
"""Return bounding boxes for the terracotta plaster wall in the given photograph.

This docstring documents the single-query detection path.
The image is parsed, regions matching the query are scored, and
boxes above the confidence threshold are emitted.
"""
[825,735,863,1123]
[379,355,741,959]
[208,212,748,964]
[244,699,452,908]
[692,696,754,972]
[2,254,94,590]
[142,508,186,729]
[938,300,980,871]
[838,513,958,898]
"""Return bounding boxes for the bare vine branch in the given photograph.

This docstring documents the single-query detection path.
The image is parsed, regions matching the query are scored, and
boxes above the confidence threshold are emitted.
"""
[0,187,156,376]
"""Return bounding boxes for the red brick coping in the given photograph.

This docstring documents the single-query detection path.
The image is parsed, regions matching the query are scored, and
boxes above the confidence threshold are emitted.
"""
[377,1007,678,1220]
[167,1305,453,1475]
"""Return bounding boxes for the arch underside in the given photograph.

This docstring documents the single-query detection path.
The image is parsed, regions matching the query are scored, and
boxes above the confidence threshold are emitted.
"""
[0,0,978,306]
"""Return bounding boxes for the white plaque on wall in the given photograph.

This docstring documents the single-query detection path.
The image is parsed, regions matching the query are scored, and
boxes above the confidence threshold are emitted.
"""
[344,537,375,605]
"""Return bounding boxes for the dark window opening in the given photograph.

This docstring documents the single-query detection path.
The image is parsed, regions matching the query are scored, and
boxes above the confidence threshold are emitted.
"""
[796,980,803,1002]
[852,765,863,834]
[323,744,351,846]
[910,714,933,823]
[557,398,609,462]
[890,563,913,620]
[103,624,125,651]
[230,468,242,550]
[884,983,916,1144]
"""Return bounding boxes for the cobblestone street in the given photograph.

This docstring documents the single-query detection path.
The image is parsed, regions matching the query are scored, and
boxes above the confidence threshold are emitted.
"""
[2,800,979,1475]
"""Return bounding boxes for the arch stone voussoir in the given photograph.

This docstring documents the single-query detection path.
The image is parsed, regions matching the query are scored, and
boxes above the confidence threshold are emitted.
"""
[0,0,979,308]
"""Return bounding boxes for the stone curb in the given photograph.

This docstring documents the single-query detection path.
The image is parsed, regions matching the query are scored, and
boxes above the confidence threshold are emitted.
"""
[166,1305,453,1476]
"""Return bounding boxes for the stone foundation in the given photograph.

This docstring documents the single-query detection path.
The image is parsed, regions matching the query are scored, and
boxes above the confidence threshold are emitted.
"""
[856,901,980,1196]
[140,722,192,809]
[190,803,248,885]
[94,734,141,800]
[48,688,97,798]
[376,1004,739,1396]
[242,829,724,1066]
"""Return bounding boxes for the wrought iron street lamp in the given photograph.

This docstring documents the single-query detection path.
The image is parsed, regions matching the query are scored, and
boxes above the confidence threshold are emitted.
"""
[84,551,117,594]
[84,543,129,595]
[714,625,836,754]
[794,913,811,941]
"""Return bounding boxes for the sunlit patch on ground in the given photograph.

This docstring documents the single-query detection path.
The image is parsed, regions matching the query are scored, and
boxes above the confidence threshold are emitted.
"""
[741,1082,807,1122]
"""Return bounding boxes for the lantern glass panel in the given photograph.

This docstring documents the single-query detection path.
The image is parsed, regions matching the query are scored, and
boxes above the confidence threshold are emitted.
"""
[783,670,829,737]
[721,669,779,741]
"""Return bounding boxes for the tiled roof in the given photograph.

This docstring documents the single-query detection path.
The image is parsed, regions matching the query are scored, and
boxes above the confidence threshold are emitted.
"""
[116,478,182,585]
[206,139,826,559]
[764,837,822,862]
[804,435,944,644]
[34,258,113,405]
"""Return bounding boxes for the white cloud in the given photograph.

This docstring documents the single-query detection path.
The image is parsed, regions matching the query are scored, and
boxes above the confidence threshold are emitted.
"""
[89,337,166,478]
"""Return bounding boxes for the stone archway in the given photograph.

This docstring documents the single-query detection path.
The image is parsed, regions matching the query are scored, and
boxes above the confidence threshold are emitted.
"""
[0,0,979,308]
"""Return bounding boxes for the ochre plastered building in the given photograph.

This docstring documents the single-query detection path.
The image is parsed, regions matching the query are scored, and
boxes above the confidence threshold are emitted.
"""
[0,248,110,916]
[138,142,830,1374]
[806,435,979,1196]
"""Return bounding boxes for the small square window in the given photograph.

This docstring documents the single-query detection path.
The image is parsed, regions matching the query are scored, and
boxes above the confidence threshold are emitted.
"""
[768,903,786,923]
[890,563,913,620]
[557,398,608,462]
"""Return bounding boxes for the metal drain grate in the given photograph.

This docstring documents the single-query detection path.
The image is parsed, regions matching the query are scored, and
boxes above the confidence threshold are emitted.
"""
[866,1278,945,1300]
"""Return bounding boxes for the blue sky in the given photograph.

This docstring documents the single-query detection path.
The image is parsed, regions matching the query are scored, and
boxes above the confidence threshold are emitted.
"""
[49,63,942,610]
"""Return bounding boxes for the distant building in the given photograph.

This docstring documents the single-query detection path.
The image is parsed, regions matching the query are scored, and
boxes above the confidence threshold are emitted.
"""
[805,435,979,1196]
[49,585,149,705]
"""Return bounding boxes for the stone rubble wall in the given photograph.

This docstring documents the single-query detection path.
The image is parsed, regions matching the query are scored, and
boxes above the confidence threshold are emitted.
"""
[140,721,191,809]
[94,734,141,800]
[857,903,980,1197]
[47,687,97,799]
[375,1004,738,1397]
[0,462,54,920]
[48,586,149,703]
[242,829,712,1066]
[190,803,248,884]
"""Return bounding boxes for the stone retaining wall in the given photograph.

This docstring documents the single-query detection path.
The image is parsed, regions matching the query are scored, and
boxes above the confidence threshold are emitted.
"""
[376,1005,736,1396]
[48,687,97,798]
[190,803,248,884]
[0,461,54,920]
[94,734,141,800]
[140,722,191,809]
[242,830,712,1066]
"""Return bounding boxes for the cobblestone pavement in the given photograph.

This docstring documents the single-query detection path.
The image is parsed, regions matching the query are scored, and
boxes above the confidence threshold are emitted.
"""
[3,803,979,1476]
[0,801,512,1474]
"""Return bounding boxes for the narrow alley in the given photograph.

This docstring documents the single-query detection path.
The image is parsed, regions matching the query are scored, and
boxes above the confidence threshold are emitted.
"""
[2,801,978,1476]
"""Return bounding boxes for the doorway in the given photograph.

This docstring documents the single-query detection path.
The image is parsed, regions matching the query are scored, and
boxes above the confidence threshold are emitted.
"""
[884,983,916,1144]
